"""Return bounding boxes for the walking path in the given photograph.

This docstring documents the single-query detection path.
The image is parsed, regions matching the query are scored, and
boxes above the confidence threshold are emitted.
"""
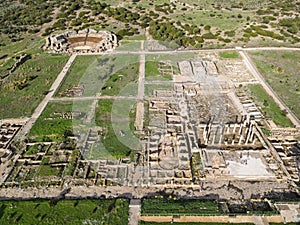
[128,199,141,225]
[79,46,300,56]
[16,54,77,139]
[238,50,300,128]
[140,215,282,224]
[135,41,145,131]
[50,96,137,101]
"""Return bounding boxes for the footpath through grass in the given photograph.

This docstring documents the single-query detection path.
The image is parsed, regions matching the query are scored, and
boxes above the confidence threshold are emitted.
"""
[0,53,68,119]
[249,51,300,120]
[0,199,129,225]
[248,84,293,127]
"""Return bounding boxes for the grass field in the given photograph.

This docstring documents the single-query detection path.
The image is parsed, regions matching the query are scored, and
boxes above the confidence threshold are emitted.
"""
[0,199,129,225]
[116,41,142,51]
[0,53,68,119]
[219,51,240,59]
[95,99,135,158]
[101,63,139,96]
[56,54,139,97]
[0,35,44,64]
[142,198,221,216]
[145,61,173,81]
[122,34,147,41]
[29,101,91,142]
[249,51,300,120]
[56,55,98,96]
[247,84,293,127]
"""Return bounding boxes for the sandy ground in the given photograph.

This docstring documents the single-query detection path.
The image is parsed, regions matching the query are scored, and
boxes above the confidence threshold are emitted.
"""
[227,156,271,176]
[140,215,283,223]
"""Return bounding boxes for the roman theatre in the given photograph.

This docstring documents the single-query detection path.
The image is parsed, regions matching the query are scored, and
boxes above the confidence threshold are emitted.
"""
[43,29,118,53]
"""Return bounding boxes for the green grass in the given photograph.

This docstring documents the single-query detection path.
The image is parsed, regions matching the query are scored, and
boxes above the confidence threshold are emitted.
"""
[122,35,147,40]
[145,61,160,77]
[219,51,239,59]
[170,9,254,31]
[24,144,40,156]
[95,100,134,158]
[117,41,142,51]
[142,198,221,216]
[0,35,44,65]
[101,63,139,96]
[29,101,91,142]
[36,164,62,177]
[0,53,68,119]
[0,199,129,225]
[145,61,173,81]
[57,54,139,97]
[249,51,300,120]
[56,55,99,96]
[248,84,293,127]
[144,100,150,127]
[29,102,73,141]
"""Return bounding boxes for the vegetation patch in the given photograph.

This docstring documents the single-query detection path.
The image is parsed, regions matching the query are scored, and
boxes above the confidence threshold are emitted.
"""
[247,84,293,127]
[29,101,90,142]
[142,198,221,216]
[0,199,129,225]
[145,61,173,81]
[0,53,68,118]
[219,51,239,59]
[56,55,99,96]
[249,51,300,120]
[101,63,138,96]
[95,100,133,158]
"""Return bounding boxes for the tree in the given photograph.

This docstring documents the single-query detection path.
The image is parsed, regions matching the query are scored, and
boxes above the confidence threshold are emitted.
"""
[204,25,211,31]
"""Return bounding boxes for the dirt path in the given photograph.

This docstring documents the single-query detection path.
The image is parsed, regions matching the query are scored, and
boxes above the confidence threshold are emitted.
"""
[239,50,300,128]
[135,41,145,131]
[140,215,283,224]
[129,199,141,225]
[16,54,77,139]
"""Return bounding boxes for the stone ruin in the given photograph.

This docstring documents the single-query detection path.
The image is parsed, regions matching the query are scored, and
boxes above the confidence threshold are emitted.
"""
[43,29,118,53]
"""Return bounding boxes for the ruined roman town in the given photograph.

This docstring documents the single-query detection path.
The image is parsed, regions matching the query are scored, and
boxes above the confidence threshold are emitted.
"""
[0,33,299,223]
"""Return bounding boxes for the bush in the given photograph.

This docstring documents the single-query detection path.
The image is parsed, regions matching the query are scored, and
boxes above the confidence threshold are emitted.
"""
[202,32,216,39]
[204,25,211,31]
